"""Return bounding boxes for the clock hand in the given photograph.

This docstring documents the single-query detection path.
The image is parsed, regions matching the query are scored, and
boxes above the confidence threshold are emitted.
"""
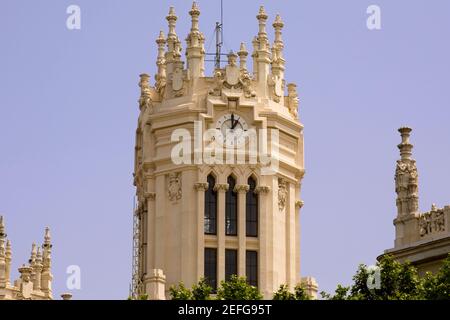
[232,116,240,129]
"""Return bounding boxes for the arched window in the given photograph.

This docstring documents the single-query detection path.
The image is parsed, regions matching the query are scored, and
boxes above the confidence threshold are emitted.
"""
[246,177,258,237]
[225,175,237,236]
[204,175,217,235]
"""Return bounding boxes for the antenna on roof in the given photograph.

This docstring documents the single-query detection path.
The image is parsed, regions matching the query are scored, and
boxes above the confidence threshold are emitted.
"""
[215,0,224,69]
[206,0,227,68]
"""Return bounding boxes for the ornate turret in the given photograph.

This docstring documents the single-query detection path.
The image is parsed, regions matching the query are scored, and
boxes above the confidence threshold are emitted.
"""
[133,5,309,299]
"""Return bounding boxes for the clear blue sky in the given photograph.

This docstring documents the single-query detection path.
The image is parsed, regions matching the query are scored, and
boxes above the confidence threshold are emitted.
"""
[1,0,449,299]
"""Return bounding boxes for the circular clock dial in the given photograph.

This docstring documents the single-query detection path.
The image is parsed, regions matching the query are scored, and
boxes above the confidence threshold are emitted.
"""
[215,113,248,147]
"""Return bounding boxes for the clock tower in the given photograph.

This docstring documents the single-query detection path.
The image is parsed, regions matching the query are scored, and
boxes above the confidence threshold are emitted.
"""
[132,3,315,299]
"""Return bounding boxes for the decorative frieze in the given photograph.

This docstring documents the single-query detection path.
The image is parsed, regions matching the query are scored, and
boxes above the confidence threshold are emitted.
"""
[419,204,446,237]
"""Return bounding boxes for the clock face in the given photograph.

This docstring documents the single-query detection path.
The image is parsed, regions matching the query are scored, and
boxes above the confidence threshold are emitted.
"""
[215,113,248,147]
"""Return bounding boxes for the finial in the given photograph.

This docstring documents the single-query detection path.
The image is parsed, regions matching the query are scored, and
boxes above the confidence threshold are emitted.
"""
[431,203,437,211]
[167,6,177,21]
[44,227,51,242]
[273,14,284,28]
[6,240,11,253]
[238,42,248,70]
[257,6,268,20]
[157,30,166,44]
[190,2,200,17]
[398,127,413,160]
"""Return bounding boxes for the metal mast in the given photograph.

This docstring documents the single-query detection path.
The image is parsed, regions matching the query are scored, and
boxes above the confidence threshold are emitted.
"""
[206,0,226,68]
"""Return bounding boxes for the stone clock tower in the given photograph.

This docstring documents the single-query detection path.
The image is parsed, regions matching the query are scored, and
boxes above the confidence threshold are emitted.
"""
[132,3,316,299]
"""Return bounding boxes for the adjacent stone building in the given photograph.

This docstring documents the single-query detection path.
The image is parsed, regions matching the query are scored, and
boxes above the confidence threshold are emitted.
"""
[0,216,54,300]
[132,3,317,299]
[382,127,450,275]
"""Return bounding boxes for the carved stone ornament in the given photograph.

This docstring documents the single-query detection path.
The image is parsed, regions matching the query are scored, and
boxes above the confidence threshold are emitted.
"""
[168,172,182,201]
[225,64,240,86]
[234,184,250,193]
[209,70,224,96]
[172,67,184,97]
[287,83,299,118]
[194,182,209,191]
[419,205,446,237]
[278,178,287,211]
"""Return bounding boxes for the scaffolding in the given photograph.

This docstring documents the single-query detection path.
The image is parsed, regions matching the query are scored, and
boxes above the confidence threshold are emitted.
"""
[130,196,142,299]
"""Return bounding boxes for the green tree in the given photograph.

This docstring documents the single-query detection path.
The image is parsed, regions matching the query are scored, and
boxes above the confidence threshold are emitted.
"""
[322,255,424,300]
[169,282,193,300]
[216,275,262,300]
[423,254,450,300]
[191,278,213,300]
[273,284,311,300]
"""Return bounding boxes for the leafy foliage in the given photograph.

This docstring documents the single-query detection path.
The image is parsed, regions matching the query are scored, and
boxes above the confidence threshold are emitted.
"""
[217,275,263,300]
[321,254,450,300]
[273,284,311,300]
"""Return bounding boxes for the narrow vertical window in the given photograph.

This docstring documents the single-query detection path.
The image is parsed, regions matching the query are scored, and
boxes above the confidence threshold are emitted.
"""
[204,175,217,235]
[204,248,217,290]
[246,250,258,287]
[225,249,238,281]
[246,177,258,237]
[225,176,237,236]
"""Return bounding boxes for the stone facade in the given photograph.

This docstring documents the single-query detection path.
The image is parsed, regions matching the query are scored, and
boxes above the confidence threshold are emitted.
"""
[132,3,317,299]
[381,128,450,275]
[0,216,54,300]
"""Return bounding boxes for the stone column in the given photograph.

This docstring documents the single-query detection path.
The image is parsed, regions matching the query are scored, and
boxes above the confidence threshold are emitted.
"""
[235,184,249,276]
[214,183,229,285]
[295,199,304,284]
[285,182,296,290]
[145,192,156,278]
[255,185,271,298]
[194,182,209,279]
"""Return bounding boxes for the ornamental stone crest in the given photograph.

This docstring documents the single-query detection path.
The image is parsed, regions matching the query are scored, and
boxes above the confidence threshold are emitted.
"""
[286,83,299,118]
[278,178,287,211]
[168,172,182,201]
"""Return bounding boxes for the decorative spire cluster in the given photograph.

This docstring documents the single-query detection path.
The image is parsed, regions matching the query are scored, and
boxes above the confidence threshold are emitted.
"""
[0,216,54,300]
[138,4,298,119]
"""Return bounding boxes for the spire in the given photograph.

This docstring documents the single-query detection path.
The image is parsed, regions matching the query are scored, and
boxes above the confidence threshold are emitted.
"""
[155,30,167,97]
[166,6,178,52]
[29,242,37,266]
[0,216,6,258]
[189,2,200,33]
[256,6,269,49]
[165,6,179,76]
[395,127,419,218]
[186,2,205,78]
[42,227,52,269]
[251,36,259,78]
[273,14,284,52]
[5,239,11,285]
[238,42,248,71]
[398,127,413,160]
[255,6,271,96]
